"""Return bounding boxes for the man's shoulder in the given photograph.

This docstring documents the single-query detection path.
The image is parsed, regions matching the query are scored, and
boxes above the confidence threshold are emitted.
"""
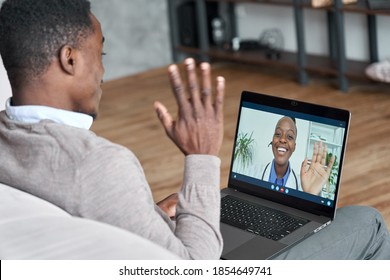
[44,121,135,160]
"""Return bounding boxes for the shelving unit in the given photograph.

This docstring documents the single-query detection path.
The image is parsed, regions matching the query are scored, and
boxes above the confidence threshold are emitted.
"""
[332,0,390,91]
[307,123,344,157]
[167,0,390,92]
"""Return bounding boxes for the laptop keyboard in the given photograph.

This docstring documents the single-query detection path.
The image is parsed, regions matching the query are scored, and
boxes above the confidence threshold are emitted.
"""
[221,195,309,241]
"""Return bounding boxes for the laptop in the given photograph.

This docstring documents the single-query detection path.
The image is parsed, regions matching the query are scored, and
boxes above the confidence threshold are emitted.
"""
[220,91,350,259]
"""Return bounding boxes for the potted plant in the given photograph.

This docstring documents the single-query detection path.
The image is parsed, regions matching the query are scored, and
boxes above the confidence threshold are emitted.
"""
[234,131,255,173]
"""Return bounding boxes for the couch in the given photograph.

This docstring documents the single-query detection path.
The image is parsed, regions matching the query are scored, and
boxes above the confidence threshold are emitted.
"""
[0,182,180,259]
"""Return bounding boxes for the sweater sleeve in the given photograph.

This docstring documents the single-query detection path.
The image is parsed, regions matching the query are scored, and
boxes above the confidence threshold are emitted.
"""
[77,144,223,259]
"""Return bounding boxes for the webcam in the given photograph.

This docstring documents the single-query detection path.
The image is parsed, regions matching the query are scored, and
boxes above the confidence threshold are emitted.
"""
[291,101,298,106]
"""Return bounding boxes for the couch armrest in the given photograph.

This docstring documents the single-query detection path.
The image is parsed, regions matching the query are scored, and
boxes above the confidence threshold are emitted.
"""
[0,182,180,259]
[0,216,179,259]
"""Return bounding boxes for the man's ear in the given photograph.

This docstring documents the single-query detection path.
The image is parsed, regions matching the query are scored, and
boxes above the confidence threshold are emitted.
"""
[59,45,76,75]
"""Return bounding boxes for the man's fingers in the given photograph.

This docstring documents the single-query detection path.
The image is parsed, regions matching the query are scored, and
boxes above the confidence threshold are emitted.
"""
[184,58,201,109]
[154,101,173,136]
[162,59,225,156]
[168,64,189,112]
[157,193,179,218]
[214,76,225,119]
[200,62,212,105]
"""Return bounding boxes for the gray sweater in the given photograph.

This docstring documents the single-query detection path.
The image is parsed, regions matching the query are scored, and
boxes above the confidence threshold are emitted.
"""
[0,111,223,259]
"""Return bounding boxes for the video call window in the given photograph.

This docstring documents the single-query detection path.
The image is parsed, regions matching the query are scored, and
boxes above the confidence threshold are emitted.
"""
[232,107,345,201]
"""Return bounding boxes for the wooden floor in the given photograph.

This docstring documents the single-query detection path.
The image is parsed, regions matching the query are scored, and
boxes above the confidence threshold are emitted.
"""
[92,62,390,230]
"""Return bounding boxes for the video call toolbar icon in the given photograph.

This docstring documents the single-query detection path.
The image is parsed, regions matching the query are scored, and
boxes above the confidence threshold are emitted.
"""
[271,184,290,195]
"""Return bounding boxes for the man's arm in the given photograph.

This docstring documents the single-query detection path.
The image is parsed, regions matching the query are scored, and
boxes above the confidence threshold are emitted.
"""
[79,145,222,259]
[153,58,226,258]
[80,59,226,259]
[155,58,225,218]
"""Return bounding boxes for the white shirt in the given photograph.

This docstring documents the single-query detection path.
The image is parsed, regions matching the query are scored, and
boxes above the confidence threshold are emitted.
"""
[5,98,93,130]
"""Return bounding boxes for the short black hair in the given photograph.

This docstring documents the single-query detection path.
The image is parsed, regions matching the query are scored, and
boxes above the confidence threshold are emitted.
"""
[0,0,93,88]
[276,116,298,137]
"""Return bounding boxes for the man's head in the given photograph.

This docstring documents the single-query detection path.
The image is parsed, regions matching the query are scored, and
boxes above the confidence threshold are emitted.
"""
[271,116,297,167]
[0,0,105,119]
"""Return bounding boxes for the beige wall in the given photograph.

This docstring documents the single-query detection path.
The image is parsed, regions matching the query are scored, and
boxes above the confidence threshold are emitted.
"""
[0,0,172,83]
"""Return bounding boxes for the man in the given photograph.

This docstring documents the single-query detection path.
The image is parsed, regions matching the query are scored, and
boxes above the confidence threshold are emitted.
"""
[0,0,389,260]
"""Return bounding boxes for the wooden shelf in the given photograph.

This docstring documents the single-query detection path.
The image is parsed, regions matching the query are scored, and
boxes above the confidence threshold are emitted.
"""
[341,2,390,15]
[207,47,298,69]
[300,0,390,13]
[176,46,203,56]
[178,45,298,69]
[177,46,371,80]
[168,0,389,91]
[305,55,339,76]
[304,56,368,80]
[299,2,334,11]
[206,0,294,6]
[344,60,372,80]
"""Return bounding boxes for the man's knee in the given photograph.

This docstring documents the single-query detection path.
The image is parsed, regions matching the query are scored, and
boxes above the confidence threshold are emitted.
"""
[337,205,385,227]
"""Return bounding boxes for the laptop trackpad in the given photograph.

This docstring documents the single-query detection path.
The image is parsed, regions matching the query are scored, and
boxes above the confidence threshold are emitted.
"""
[221,223,255,254]
[222,235,288,260]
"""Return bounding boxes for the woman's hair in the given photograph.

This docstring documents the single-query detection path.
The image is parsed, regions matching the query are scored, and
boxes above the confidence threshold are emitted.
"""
[280,116,297,137]
[0,0,93,87]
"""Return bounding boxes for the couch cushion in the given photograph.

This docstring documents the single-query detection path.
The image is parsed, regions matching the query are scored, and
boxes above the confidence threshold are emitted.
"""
[0,216,180,259]
[0,182,180,259]
[0,183,69,224]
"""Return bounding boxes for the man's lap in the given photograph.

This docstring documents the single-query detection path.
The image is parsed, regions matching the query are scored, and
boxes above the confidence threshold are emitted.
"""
[274,206,390,259]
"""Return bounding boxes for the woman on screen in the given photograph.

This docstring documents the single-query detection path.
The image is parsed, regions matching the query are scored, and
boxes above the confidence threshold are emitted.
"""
[261,116,334,195]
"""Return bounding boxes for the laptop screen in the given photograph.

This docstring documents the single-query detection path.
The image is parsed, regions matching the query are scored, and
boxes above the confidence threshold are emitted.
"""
[228,91,350,217]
